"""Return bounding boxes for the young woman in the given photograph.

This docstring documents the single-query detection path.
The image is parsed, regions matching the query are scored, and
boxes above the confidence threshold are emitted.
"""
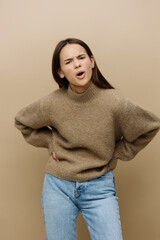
[15,38,160,240]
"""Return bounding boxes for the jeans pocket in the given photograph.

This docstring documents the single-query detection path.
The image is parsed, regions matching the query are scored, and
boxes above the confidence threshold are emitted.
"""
[100,169,115,179]
[97,170,116,196]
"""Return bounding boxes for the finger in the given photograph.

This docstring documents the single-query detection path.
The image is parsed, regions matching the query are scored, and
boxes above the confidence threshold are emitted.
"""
[52,152,59,162]
[106,166,111,172]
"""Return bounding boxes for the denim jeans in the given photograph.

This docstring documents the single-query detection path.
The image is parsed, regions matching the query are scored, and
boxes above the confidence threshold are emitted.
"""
[42,170,123,240]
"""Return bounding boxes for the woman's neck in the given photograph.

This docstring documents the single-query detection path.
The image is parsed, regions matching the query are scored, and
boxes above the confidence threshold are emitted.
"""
[69,80,92,94]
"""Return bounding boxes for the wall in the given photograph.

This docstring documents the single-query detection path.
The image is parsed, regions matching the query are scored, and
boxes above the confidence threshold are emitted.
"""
[0,0,160,239]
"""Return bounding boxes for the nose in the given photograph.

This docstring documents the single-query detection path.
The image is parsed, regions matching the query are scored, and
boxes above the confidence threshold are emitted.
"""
[74,59,81,68]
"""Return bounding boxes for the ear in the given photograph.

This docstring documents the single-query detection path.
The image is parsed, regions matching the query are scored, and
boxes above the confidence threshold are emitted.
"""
[57,68,65,78]
[90,56,95,69]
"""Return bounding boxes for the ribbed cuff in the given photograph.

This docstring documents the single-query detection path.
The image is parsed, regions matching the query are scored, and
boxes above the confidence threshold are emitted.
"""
[48,142,54,155]
[108,157,118,170]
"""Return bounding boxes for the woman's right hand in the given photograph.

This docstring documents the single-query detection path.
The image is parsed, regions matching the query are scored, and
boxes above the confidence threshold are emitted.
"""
[106,166,111,173]
[52,151,59,162]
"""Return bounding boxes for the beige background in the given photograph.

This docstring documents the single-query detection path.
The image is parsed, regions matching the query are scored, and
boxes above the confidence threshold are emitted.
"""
[0,0,160,239]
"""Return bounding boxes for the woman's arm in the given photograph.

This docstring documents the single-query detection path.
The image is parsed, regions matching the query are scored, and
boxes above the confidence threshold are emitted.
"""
[109,93,160,169]
[14,99,53,152]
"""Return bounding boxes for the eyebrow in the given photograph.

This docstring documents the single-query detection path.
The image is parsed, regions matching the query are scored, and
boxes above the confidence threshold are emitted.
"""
[64,54,86,62]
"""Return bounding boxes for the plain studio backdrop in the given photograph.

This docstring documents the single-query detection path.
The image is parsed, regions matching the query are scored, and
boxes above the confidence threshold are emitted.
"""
[0,0,160,239]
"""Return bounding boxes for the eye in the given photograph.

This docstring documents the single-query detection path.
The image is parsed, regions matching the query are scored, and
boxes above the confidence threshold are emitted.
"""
[79,56,85,59]
[65,61,70,65]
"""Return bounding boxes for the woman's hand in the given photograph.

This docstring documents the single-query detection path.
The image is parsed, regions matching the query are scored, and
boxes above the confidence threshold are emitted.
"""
[106,166,111,173]
[52,151,59,162]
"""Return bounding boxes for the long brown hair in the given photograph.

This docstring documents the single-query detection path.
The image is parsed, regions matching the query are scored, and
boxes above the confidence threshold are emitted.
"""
[52,38,114,89]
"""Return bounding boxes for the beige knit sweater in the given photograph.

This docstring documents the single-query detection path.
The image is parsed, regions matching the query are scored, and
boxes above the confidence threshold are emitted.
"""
[14,81,160,181]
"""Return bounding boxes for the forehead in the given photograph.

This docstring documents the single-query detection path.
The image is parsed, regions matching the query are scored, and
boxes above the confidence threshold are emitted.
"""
[59,44,87,60]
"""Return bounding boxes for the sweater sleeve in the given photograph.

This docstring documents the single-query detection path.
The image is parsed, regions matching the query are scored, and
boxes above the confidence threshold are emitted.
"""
[109,92,160,169]
[14,99,53,153]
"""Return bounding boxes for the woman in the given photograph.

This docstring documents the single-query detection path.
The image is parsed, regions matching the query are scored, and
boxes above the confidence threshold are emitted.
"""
[14,38,160,240]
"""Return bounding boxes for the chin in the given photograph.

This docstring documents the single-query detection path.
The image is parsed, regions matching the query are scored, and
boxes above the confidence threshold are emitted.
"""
[78,79,91,86]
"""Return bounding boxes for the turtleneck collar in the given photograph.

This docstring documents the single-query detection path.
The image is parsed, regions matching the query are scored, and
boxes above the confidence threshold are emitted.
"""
[67,81,100,102]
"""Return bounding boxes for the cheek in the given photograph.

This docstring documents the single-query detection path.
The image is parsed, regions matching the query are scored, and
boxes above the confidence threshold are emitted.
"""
[67,68,73,75]
[85,61,93,71]
[63,67,73,76]
[85,64,93,78]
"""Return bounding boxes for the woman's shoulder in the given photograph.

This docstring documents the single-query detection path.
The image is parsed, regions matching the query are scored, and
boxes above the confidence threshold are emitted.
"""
[99,87,125,104]
[39,87,67,102]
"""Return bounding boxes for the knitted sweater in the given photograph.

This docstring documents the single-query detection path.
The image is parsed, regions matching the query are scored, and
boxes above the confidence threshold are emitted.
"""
[14,81,160,182]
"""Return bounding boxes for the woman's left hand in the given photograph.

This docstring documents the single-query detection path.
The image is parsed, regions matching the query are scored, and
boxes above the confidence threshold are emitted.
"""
[106,166,111,173]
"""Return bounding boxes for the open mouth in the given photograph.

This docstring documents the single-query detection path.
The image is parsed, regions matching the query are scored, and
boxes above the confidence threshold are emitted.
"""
[77,71,84,76]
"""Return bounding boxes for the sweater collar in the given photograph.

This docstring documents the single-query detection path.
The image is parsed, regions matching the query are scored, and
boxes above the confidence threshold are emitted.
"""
[67,81,100,102]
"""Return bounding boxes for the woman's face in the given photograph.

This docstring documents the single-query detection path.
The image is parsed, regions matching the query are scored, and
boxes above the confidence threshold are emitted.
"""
[57,44,95,93]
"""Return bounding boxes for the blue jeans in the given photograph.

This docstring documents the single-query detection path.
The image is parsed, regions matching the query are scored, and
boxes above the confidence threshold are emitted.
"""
[42,170,123,240]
